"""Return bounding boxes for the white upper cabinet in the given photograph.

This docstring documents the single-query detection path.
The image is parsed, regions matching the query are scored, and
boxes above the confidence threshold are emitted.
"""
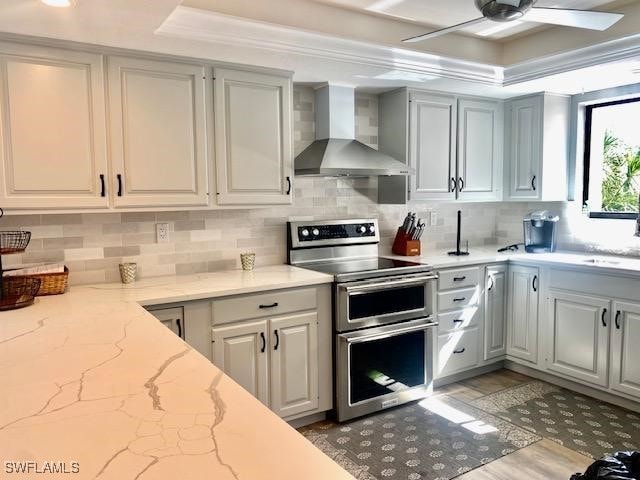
[505,93,570,201]
[506,265,539,363]
[547,290,610,387]
[409,92,457,201]
[378,89,503,204]
[0,43,108,209]
[108,56,209,208]
[457,98,503,201]
[213,68,293,205]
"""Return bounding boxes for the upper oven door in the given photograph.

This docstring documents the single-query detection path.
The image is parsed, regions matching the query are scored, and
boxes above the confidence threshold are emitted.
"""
[336,273,437,332]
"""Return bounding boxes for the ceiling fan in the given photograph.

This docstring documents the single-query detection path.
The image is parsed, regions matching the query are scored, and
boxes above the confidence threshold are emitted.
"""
[402,0,624,42]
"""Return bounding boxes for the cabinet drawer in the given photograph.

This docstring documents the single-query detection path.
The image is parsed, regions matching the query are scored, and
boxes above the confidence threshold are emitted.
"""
[438,267,480,290]
[437,327,480,377]
[212,288,317,325]
[438,287,478,312]
[437,307,480,334]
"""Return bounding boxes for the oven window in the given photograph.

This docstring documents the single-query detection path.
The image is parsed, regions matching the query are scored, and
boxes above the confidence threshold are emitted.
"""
[349,330,425,404]
[349,285,425,320]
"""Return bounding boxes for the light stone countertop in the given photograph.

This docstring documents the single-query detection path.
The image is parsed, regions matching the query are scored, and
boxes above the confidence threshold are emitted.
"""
[387,245,640,278]
[0,265,351,480]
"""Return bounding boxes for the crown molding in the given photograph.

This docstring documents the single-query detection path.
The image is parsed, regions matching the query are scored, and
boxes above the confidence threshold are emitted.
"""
[503,33,640,86]
[157,6,640,89]
[156,6,504,86]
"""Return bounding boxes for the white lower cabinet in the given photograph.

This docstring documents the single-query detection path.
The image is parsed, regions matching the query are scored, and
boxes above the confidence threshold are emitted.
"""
[270,312,319,417]
[506,265,539,363]
[610,301,640,398]
[212,319,270,406]
[437,327,480,377]
[212,309,320,418]
[546,290,610,387]
[484,264,507,360]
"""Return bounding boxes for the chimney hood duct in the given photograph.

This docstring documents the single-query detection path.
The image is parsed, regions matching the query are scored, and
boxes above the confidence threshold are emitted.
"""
[294,85,413,177]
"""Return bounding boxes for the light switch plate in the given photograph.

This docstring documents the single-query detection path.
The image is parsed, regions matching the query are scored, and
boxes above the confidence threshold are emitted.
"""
[156,223,169,243]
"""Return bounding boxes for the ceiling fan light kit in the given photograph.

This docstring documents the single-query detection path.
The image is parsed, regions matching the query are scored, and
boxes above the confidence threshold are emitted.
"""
[402,0,623,43]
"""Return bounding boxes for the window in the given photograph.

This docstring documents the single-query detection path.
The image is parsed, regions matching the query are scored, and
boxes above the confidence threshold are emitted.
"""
[582,97,640,219]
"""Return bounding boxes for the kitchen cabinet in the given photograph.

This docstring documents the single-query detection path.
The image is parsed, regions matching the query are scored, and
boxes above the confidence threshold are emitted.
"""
[505,93,570,201]
[484,264,507,360]
[610,301,640,399]
[151,306,185,339]
[457,98,503,201]
[212,319,270,406]
[107,56,209,208]
[435,266,482,378]
[506,265,539,363]
[213,68,293,205]
[269,312,319,417]
[546,290,610,387]
[378,88,503,204]
[0,42,109,209]
[211,285,331,420]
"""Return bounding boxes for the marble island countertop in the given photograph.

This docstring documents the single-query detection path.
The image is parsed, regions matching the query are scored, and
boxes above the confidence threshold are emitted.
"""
[0,266,349,480]
[388,245,640,277]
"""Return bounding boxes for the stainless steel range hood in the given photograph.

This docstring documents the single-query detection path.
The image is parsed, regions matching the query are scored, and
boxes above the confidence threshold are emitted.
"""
[295,85,413,177]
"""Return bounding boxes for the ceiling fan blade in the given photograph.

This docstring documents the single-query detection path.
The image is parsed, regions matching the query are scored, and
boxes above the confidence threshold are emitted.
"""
[524,7,623,31]
[402,17,486,42]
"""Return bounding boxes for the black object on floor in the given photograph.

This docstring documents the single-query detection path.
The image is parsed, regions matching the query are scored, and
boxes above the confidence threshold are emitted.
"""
[570,451,640,480]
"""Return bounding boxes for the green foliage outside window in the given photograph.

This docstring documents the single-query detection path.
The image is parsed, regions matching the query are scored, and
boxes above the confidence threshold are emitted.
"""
[601,130,640,212]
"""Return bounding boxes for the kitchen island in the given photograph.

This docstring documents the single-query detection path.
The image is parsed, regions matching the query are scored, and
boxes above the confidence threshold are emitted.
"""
[0,266,350,480]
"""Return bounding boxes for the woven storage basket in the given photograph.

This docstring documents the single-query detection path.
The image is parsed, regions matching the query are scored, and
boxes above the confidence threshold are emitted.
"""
[4,266,69,296]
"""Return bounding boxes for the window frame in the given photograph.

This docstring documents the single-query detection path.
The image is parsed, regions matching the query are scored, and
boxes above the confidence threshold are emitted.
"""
[582,96,640,220]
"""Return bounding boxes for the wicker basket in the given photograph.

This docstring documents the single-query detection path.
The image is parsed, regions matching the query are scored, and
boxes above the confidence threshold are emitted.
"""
[0,231,31,254]
[3,266,69,296]
[0,277,41,311]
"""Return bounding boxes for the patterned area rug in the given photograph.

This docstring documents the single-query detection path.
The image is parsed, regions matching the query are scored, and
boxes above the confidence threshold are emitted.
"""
[470,380,640,459]
[300,396,539,480]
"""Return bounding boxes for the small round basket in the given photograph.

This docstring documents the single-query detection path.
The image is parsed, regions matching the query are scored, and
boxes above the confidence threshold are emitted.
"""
[0,231,31,254]
[0,277,41,311]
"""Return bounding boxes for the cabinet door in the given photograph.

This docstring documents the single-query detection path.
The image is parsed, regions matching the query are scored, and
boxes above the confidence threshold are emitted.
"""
[457,98,503,201]
[214,68,293,205]
[270,312,318,418]
[409,92,456,201]
[610,301,640,398]
[547,290,610,387]
[0,43,108,209]
[485,264,507,360]
[507,96,542,200]
[506,265,539,363]
[108,56,208,208]
[149,306,185,339]
[212,320,269,406]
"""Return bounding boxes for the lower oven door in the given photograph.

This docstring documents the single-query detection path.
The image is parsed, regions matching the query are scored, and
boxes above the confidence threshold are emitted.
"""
[336,317,436,422]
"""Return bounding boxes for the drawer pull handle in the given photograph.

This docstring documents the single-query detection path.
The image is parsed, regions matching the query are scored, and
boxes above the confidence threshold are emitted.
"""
[117,173,123,197]
[274,330,279,351]
[176,318,182,339]
[453,297,466,302]
[453,276,466,282]
[615,310,621,330]
[450,177,456,193]
[532,275,538,292]
[453,319,464,324]
[260,332,266,353]
[488,275,494,291]
[99,174,106,197]
[601,308,607,327]
[531,175,537,191]
[259,302,279,309]
[453,348,466,354]
[286,176,292,195]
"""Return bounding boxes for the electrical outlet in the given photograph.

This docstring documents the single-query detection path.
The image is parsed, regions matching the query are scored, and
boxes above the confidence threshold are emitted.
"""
[156,223,169,243]
[430,211,438,227]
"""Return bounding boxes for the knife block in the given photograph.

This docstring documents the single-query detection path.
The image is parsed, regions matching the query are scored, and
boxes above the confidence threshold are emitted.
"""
[392,227,421,256]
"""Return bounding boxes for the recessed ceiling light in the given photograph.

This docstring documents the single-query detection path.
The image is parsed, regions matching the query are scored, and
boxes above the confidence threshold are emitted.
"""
[41,0,75,7]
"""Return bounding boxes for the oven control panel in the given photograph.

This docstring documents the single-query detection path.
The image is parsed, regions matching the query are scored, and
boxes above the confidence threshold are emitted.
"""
[288,219,380,248]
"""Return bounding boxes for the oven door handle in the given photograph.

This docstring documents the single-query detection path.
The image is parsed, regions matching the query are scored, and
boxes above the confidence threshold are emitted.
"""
[341,274,438,294]
[340,318,437,345]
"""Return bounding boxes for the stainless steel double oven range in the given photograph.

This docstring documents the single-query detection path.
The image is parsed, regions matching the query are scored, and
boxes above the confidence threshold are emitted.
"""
[287,219,437,422]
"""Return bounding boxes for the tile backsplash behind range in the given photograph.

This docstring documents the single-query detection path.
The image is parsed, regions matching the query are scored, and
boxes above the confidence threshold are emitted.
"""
[2,87,497,285]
